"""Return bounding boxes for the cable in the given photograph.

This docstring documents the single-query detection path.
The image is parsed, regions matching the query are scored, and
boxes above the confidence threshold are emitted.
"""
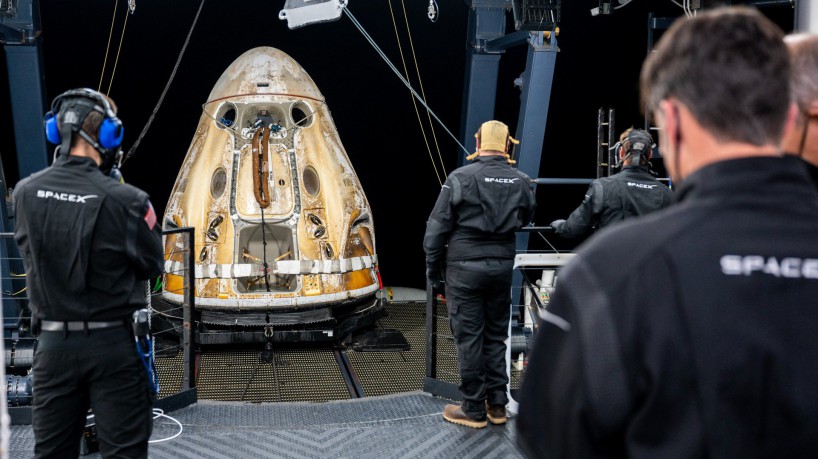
[400,0,447,179]
[136,336,160,394]
[536,231,560,253]
[105,5,132,96]
[343,8,470,159]
[98,0,119,92]
[388,0,444,186]
[149,408,184,443]
[124,0,206,164]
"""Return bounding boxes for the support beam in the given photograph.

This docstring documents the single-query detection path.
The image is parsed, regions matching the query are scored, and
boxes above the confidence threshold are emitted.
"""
[459,7,505,167]
[5,44,49,179]
[2,0,49,180]
[512,32,558,306]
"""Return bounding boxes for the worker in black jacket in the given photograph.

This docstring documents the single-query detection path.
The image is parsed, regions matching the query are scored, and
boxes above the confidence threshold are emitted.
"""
[13,88,163,458]
[550,128,672,238]
[424,120,536,429]
[517,7,818,458]
[783,33,818,189]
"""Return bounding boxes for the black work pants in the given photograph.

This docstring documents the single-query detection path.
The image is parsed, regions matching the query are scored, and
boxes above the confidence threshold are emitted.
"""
[32,325,153,459]
[445,258,514,419]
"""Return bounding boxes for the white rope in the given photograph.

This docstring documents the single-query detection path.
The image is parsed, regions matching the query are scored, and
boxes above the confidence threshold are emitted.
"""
[149,408,184,443]
[343,8,470,158]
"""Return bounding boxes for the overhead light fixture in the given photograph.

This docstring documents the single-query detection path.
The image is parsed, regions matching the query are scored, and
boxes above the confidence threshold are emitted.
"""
[279,0,348,30]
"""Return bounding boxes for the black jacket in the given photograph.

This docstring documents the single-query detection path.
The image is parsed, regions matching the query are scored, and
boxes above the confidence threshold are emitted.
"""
[555,164,672,238]
[13,154,163,321]
[517,156,818,458]
[423,155,536,264]
[797,156,818,191]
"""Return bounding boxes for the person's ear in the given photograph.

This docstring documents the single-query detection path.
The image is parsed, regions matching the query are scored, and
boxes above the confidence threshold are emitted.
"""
[782,102,800,145]
[806,101,818,119]
[658,99,679,146]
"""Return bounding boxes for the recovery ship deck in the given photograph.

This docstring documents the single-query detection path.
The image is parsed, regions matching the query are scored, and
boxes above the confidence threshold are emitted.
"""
[8,299,526,458]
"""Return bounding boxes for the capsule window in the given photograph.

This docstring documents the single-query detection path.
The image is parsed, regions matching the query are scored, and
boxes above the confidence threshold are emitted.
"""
[211,167,227,199]
[302,165,320,197]
[216,102,237,129]
[290,101,314,129]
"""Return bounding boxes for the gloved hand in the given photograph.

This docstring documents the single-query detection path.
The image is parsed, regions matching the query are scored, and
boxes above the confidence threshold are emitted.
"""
[426,260,444,291]
[549,219,565,233]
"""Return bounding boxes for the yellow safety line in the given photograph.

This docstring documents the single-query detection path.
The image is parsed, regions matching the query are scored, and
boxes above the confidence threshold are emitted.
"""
[98,0,119,92]
[399,0,447,178]
[106,5,131,96]
[388,0,443,187]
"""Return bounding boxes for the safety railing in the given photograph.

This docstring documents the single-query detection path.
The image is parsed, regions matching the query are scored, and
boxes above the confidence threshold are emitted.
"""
[1,232,34,426]
[0,227,198,425]
[152,226,198,413]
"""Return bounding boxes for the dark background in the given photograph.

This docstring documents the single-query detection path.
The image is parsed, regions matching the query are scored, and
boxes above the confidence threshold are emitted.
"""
[0,1,795,289]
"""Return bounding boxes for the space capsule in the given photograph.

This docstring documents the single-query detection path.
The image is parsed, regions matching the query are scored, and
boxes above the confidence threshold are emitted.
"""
[160,47,382,343]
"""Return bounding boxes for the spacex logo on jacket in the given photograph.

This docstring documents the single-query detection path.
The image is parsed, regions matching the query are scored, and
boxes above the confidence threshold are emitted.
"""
[36,189,98,203]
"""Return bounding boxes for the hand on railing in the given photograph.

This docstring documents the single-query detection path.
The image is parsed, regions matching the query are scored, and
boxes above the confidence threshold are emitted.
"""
[517,225,556,233]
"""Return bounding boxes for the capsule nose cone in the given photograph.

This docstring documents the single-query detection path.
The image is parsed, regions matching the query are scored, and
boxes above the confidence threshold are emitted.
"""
[208,47,324,102]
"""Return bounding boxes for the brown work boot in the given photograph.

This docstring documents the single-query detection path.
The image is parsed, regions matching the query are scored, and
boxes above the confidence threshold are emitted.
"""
[486,402,507,425]
[442,404,487,429]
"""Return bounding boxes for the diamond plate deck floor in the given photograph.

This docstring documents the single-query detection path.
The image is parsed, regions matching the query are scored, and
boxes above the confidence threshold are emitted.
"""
[9,392,525,458]
[8,300,528,457]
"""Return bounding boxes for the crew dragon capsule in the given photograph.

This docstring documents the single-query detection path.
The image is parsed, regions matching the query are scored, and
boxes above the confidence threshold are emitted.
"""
[161,47,383,344]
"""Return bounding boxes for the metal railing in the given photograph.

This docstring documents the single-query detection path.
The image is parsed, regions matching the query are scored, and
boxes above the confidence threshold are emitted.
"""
[0,227,199,424]
[423,227,576,411]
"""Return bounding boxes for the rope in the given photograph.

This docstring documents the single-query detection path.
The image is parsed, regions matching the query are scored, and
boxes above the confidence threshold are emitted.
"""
[124,0,206,164]
[388,0,443,186]
[343,8,470,159]
[97,0,119,92]
[399,0,446,177]
[105,4,131,96]
[260,207,271,292]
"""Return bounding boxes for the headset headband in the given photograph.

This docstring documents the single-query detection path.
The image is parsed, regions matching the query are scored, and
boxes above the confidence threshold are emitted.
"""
[44,88,124,168]
[623,129,654,165]
[51,88,118,121]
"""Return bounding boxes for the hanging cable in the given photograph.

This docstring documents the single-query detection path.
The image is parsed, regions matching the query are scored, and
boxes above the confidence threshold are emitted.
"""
[388,0,444,185]
[105,2,134,96]
[343,8,470,159]
[98,0,119,92]
[124,0,206,164]
[400,0,447,178]
[536,231,560,254]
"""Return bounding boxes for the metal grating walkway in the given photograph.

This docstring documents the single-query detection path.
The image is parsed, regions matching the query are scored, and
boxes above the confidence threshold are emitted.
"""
[8,300,529,457]
[152,300,521,403]
[9,392,524,458]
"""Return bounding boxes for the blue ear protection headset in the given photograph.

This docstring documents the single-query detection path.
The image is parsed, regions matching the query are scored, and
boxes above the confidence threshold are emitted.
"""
[43,88,124,173]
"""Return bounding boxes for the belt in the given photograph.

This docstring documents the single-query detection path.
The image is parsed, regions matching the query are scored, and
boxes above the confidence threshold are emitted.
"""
[40,320,125,332]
